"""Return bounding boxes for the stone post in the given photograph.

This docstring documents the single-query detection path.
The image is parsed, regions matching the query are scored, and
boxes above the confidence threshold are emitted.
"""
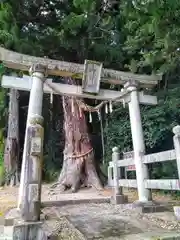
[108,166,113,187]
[173,125,180,179]
[20,115,44,221]
[18,64,47,215]
[111,147,128,204]
[124,80,151,203]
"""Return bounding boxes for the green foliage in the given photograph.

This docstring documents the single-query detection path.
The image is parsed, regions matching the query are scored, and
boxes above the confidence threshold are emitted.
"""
[1,0,180,185]
[105,85,180,156]
[0,76,6,167]
[0,3,19,49]
[121,0,180,73]
[0,73,6,184]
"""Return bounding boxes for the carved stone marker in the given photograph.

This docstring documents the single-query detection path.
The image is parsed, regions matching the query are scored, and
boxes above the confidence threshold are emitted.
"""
[31,137,42,156]
[20,115,44,222]
[82,60,102,94]
[28,183,39,202]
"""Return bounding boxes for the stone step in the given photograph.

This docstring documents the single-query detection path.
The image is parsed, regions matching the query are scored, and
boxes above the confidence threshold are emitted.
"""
[41,197,110,207]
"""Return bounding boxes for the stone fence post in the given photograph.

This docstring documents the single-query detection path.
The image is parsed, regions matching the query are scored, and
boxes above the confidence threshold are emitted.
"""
[111,147,128,204]
[173,125,180,179]
[20,115,44,222]
[108,166,113,186]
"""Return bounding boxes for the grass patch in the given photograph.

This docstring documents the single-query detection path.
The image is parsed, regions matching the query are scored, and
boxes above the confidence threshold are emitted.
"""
[0,164,4,186]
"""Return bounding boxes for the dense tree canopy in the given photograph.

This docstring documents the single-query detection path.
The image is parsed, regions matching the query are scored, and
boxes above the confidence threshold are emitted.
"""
[0,0,180,181]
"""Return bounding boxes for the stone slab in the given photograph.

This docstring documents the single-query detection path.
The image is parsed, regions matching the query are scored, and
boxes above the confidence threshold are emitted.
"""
[53,203,180,240]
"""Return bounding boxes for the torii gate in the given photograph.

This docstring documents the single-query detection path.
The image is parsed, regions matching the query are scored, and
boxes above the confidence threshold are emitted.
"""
[0,47,161,222]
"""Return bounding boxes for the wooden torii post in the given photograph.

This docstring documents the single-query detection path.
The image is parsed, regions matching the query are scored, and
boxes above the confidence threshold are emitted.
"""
[0,47,161,220]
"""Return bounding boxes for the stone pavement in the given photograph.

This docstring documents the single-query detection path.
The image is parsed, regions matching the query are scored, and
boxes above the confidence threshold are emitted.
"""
[47,203,180,240]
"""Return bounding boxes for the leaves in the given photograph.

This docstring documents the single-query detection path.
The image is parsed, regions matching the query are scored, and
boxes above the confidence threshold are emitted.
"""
[1,0,180,182]
[122,0,180,72]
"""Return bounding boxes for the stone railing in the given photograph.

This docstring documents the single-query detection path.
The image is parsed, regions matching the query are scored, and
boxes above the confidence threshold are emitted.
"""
[108,125,180,203]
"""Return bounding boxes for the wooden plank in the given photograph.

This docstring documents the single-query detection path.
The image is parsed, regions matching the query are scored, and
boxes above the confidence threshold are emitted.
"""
[143,150,176,164]
[109,157,134,167]
[82,60,102,94]
[0,47,161,87]
[111,179,180,190]
[123,151,134,159]
[118,179,137,188]
[144,179,180,190]
[1,75,158,104]
[138,92,158,105]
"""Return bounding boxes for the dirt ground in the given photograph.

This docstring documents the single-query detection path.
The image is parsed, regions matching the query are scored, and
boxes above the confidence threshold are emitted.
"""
[1,185,180,239]
[0,184,175,215]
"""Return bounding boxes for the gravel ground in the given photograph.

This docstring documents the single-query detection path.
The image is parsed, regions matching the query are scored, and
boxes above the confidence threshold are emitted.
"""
[41,208,86,240]
[42,203,180,239]
[1,184,180,239]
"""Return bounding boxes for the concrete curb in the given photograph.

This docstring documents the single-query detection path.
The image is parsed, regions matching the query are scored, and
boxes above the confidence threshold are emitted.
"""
[41,197,110,207]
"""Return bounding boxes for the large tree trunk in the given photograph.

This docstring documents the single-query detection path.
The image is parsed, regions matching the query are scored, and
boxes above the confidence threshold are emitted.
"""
[52,78,103,192]
[4,89,19,186]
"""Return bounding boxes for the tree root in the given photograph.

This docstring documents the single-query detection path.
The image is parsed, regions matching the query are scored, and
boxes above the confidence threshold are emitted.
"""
[50,161,103,194]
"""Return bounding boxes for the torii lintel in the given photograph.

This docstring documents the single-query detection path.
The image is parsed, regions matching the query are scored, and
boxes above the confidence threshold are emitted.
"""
[0,47,161,89]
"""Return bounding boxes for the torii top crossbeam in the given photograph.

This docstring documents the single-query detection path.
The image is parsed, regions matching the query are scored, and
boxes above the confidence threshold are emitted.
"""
[0,47,161,88]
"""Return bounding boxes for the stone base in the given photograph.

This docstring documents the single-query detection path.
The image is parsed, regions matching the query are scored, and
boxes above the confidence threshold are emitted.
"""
[132,200,173,213]
[2,207,84,240]
[110,194,128,204]
[3,219,62,240]
[3,220,44,240]
[2,208,54,240]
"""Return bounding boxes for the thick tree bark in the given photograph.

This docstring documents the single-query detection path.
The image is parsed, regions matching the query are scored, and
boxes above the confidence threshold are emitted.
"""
[4,89,19,186]
[51,78,103,192]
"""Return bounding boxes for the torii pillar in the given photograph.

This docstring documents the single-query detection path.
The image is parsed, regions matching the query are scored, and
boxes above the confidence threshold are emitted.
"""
[18,64,47,221]
[124,80,152,203]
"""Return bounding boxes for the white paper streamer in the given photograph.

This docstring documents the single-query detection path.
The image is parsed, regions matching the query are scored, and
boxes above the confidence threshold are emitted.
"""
[97,110,101,121]
[105,104,108,114]
[71,98,75,114]
[50,92,53,104]
[121,88,125,108]
[109,101,113,113]
[89,112,92,122]
[79,106,82,118]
